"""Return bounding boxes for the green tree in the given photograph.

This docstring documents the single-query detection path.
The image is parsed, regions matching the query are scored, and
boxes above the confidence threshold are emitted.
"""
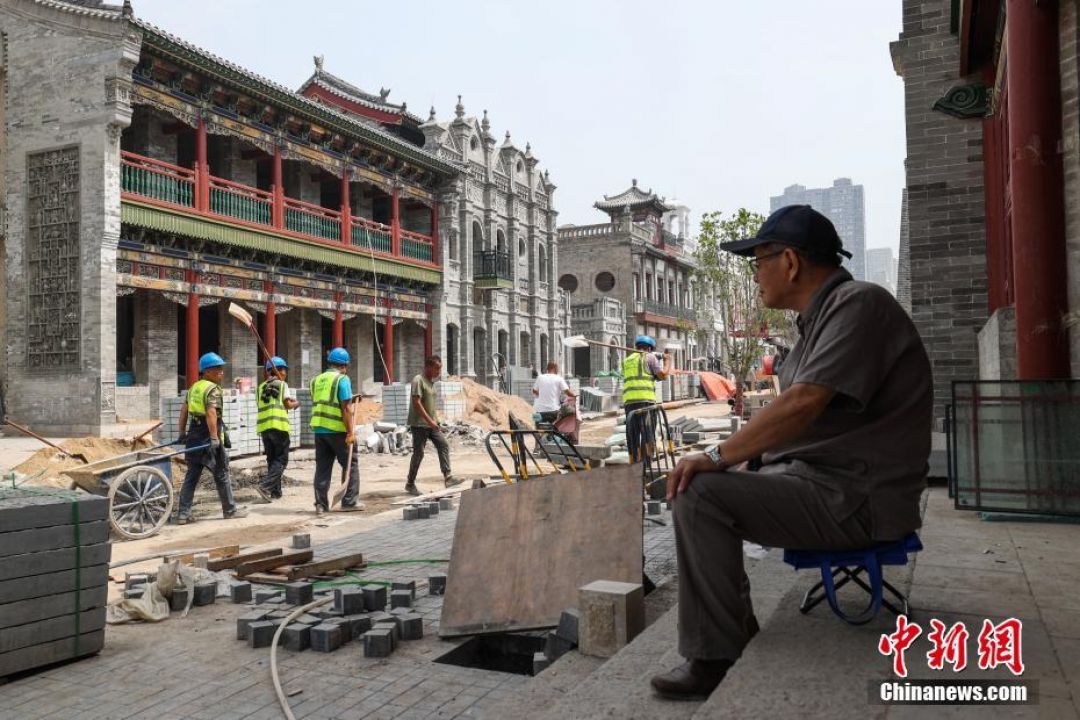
[692,209,792,415]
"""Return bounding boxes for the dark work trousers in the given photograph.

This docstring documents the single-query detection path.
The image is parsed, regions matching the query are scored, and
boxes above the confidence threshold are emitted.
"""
[537,410,559,424]
[313,432,359,510]
[178,441,236,518]
[673,467,877,661]
[624,401,656,463]
[260,429,290,497]
[407,426,451,484]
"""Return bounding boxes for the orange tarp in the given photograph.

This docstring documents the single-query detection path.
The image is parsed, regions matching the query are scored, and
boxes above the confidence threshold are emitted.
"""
[698,372,737,401]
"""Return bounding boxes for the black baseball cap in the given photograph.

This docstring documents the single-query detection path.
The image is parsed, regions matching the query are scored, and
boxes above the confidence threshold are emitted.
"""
[719,205,853,262]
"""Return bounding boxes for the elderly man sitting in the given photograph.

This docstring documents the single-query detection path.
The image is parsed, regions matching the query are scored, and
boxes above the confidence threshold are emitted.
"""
[651,205,933,700]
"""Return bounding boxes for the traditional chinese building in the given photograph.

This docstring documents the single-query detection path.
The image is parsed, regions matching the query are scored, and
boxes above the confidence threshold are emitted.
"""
[557,181,696,375]
[0,0,566,433]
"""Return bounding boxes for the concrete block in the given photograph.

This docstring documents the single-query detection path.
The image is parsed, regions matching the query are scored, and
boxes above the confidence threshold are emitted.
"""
[368,611,394,626]
[230,581,252,604]
[267,609,292,621]
[324,617,352,643]
[389,607,411,617]
[428,574,447,596]
[645,501,662,516]
[533,651,550,674]
[295,613,321,626]
[124,573,149,590]
[390,589,413,609]
[169,586,191,612]
[123,588,144,600]
[415,505,431,520]
[317,608,345,620]
[248,621,276,648]
[284,582,313,606]
[396,613,423,641]
[343,613,373,638]
[193,581,216,606]
[193,553,210,569]
[362,584,387,612]
[556,608,580,644]
[363,628,394,658]
[578,580,645,658]
[439,498,454,511]
[291,533,311,550]
[334,587,364,615]
[373,620,399,648]
[282,623,311,651]
[310,623,343,652]
[545,630,575,661]
[403,507,419,521]
[426,502,439,515]
[237,611,268,640]
[392,580,417,601]
[255,590,282,605]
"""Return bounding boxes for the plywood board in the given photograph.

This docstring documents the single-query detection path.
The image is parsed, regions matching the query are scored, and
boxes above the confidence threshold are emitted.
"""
[439,464,643,637]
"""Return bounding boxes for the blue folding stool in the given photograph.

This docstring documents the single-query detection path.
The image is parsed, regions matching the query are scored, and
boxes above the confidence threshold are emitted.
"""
[782,532,922,625]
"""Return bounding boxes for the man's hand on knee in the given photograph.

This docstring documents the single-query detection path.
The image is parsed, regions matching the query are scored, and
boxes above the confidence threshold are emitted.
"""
[666,453,720,501]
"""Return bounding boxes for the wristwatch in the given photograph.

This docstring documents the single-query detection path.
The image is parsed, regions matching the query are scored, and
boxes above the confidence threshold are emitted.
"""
[705,444,727,470]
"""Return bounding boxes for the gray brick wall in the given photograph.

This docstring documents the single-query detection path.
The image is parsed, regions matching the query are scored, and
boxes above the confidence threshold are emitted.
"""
[893,0,988,424]
[1060,0,1080,377]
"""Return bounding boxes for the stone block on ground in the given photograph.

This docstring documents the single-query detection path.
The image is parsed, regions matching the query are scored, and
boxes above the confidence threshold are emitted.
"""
[392,580,417,601]
[545,630,575,661]
[169,586,191,612]
[317,608,345,620]
[237,611,268,640]
[324,617,352,643]
[284,581,313,606]
[556,608,580,644]
[645,501,662,516]
[124,573,148,590]
[123,588,144,600]
[415,505,431,520]
[439,498,454,511]
[229,581,252,604]
[192,581,216,606]
[426,502,439,515]
[403,507,419,521]
[310,623,343,652]
[390,589,413,609]
[255,590,282,605]
[428,574,447,596]
[396,613,423,641]
[373,620,399,648]
[334,586,364,615]
[578,580,645,658]
[344,613,373,639]
[363,628,394,657]
[362,584,387,611]
[282,623,311,651]
[295,613,321,626]
[291,533,310,550]
[247,621,276,648]
[533,651,551,675]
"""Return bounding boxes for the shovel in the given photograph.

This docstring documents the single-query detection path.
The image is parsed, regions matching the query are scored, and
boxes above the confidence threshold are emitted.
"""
[227,302,285,382]
[130,421,162,449]
[331,400,358,510]
[2,420,89,463]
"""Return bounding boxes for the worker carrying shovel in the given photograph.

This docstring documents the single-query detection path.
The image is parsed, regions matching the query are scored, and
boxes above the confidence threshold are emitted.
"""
[623,335,672,462]
[309,347,364,515]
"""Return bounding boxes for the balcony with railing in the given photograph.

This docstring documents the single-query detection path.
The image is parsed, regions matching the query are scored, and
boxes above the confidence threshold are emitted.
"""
[473,250,513,289]
[634,299,697,323]
[120,151,437,270]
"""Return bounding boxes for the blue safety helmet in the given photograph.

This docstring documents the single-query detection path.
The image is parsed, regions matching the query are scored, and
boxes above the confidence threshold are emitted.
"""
[198,352,226,372]
[265,356,288,372]
[327,347,350,365]
[634,335,656,350]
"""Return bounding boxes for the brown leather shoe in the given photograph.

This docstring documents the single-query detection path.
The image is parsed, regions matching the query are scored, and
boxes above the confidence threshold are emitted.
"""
[650,659,733,701]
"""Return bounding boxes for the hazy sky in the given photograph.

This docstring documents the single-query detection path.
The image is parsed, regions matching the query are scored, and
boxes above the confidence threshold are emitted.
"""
[133,1,905,252]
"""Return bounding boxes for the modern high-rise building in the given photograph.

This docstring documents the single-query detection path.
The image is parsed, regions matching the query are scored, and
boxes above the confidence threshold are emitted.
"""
[866,247,898,296]
[770,178,867,280]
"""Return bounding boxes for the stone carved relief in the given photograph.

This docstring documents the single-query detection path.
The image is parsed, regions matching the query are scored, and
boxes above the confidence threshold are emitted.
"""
[100,381,116,414]
[26,146,81,371]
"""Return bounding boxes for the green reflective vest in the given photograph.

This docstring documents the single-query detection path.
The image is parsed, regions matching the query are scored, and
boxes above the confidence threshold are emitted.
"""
[257,379,291,434]
[187,379,219,417]
[309,371,346,433]
[622,352,656,405]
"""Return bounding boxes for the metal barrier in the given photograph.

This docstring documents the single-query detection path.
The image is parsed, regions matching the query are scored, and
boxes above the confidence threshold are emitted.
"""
[484,427,590,483]
[625,404,679,499]
[950,380,1080,516]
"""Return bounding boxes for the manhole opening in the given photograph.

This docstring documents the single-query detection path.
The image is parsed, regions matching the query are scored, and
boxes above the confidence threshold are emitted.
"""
[433,633,546,676]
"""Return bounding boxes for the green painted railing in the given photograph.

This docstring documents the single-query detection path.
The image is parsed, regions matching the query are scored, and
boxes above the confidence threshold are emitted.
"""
[351,221,392,254]
[285,199,341,242]
[120,152,194,208]
[402,235,433,262]
[209,180,271,225]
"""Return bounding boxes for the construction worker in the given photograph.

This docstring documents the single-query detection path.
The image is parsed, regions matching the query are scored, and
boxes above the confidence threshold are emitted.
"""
[309,347,363,514]
[255,356,298,502]
[176,352,247,524]
[622,335,672,463]
[404,355,462,496]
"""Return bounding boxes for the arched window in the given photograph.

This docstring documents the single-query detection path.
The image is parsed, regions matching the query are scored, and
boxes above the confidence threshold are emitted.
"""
[518,237,526,259]
[497,229,507,255]
[472,221,485,251]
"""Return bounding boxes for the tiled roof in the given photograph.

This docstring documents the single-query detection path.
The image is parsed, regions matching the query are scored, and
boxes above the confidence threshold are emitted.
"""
[129,16,460,175]
[29,0,124,19]
[595,181,672,212]
[299,68,422,124]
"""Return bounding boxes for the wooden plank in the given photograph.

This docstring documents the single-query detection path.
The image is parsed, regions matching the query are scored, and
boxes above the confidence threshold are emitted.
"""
[0,586,108,630]
[0,521,109,559]
[0,564,109,605]
[0,608,106,655]
[206,548,282,571]
[0,543,111,581]
[0,629,104,678]
[439,464,642,638]
[235,550,313,577]
[164,545,242,566]
[0,492,108,533]
[389,479,504,505]
[285,554,365,581]
[241,572,290,585]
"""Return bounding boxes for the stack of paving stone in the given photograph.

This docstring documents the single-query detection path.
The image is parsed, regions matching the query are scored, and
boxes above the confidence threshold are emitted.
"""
[401,498,453,521]
[434,381,465,421]
[0,488,110,677]
[296,388,314,447]
[381,382,410,425]
[221,393,258,458]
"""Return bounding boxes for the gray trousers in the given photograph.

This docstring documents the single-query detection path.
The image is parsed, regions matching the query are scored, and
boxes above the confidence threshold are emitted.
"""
[674,468,875,661]
[407,426,451,483]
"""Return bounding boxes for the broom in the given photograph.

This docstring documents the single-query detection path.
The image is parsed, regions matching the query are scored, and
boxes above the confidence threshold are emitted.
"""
[227,303,285,382]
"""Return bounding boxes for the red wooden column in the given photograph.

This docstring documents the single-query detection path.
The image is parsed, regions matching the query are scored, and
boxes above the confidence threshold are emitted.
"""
[264,280,276,357]
[195,117,209,212]
[340,170,351,245]
[391,186,401,257]
[271,145,284,229]
[185,269,199,387]
[1007,0,1071,379]
[383,308,395,384]
[430,202,440,265]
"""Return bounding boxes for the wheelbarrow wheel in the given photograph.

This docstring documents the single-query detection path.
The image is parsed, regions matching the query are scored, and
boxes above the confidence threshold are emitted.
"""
[108,465,174,540]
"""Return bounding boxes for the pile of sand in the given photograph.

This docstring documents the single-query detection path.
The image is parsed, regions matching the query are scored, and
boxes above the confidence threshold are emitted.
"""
[450,377,535,431]
[13,437,155,488]
[351,397,383,424]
